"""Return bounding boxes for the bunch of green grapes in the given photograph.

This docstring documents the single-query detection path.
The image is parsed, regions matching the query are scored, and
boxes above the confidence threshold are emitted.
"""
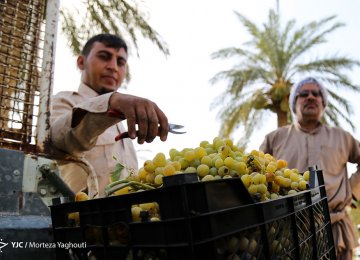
[242,150,310,201]
[129,137,310,201]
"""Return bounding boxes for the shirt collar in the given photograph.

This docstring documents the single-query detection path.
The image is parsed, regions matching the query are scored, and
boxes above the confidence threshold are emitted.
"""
[294,121,322,134]
[78,82,99,98]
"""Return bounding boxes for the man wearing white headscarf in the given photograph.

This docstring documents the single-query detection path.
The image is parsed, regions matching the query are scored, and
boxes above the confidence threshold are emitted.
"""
[260,77,360,259]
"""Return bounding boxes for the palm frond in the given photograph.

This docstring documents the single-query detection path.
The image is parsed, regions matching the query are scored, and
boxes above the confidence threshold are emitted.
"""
[60,0,169,57]
[233,11,261,40]
[210,47,249,60]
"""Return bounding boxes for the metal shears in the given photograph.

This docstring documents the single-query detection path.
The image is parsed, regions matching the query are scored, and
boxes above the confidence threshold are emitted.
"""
[107,109,186,141]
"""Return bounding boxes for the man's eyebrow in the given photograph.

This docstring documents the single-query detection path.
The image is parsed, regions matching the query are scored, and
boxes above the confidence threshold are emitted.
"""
[97,50,127,62]
[97,49,111,54]
[117,55,127,62]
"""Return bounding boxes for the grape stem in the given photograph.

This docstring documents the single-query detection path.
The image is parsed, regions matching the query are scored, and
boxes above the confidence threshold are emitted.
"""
[105,180,155,197]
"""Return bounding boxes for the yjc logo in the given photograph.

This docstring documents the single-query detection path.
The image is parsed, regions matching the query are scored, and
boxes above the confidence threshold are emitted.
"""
[0,239,9,252]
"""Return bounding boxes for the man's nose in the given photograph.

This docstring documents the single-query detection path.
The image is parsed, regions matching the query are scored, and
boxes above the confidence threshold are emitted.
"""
[107,58,118,71]
[305,91,318,99]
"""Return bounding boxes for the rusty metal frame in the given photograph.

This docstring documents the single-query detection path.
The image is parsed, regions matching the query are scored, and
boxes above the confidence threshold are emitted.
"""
[0,0,59,154]
[37,0,59,154]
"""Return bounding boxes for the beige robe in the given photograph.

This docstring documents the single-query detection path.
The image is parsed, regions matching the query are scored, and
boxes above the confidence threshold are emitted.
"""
[260,123,360,256]
[50,83,138,197]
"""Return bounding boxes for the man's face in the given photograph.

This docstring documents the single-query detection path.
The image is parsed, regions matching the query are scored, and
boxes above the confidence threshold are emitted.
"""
[295,83,324,121]
[77,42,127,94]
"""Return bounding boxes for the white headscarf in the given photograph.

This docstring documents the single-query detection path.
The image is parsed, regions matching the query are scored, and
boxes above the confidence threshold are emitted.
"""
[289,77,328,113]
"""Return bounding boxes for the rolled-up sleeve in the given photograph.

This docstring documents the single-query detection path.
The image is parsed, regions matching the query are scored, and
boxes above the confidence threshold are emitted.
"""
[51,92,120,157]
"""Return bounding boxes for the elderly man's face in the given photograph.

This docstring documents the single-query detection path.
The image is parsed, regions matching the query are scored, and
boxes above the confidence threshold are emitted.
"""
[295,82,324,121]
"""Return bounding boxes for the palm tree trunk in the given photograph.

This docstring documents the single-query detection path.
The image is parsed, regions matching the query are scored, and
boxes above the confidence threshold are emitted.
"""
[276,109,288,127]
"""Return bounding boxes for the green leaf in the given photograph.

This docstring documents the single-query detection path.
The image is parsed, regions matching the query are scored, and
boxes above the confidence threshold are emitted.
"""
[110,162,125,182]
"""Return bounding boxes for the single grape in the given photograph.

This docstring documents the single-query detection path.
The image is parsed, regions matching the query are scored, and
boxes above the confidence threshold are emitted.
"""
[184,166,197,173]
[223,138,234,147]
[270,193,279,200]
[184,149,195,162]
[266,162,277,173]
[241,174,252,187]
[252,173,266,184]
[145,173,155,183]
[179,158,189,170]
[199,140,210,148]
[153,152,167,167]
[190,159,201,168]
[144,160,156,173]
[303,170,310,181]
[131,206,142,222]
[276,159,288,169]
[224,156,235,169]
[238,236,249,251]
[163,164,176,176]
[197,164,210,177]
[290,181,299,190]
[194,146,207,159]
[227,236,239,253]
[213,137,225,150]
[298,180,307,190]
[171,161,182,171]
[265,172,276,182]
[154,166,164,176]
[248,184,258,195]
[250,150,259,157]
[138,167,148,181]
[214,158,224,169]
[169,148,180,160]
[290,172,300,182]
[234,161,248,175]
[218,165,229,176]
[218,145,231,157]
[288,190,297,195]
[205,147,216,155]
[201,155,212,166]
[209,167,218,176]
[257,183,268,194]
[154,174,163,186]
[283,168,292,178]
[201,175,215,182]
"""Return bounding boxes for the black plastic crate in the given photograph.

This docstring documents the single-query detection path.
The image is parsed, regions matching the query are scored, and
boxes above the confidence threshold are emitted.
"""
[50,169,336,260]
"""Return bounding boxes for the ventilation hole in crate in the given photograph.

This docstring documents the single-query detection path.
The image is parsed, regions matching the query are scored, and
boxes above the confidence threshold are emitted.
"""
[107,222,129,246]
[67,211,80,227]
[299,238,314,259]
[296,208,311,240]
[84,225,104,245]
[213,226,264,259]
[266,216,294,257]
[313,202,326,229]
[319,252,332,260]
[316,227,330,257]
[131,202,161,222]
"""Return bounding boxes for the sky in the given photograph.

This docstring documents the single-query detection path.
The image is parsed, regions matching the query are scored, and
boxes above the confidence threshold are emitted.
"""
[53,0,360,166]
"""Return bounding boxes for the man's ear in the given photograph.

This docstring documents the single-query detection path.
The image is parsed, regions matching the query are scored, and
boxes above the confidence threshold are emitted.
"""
[77,55,85,70]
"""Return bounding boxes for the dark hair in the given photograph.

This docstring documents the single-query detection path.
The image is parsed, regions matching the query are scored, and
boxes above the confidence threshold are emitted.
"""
[81,33,128,56]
